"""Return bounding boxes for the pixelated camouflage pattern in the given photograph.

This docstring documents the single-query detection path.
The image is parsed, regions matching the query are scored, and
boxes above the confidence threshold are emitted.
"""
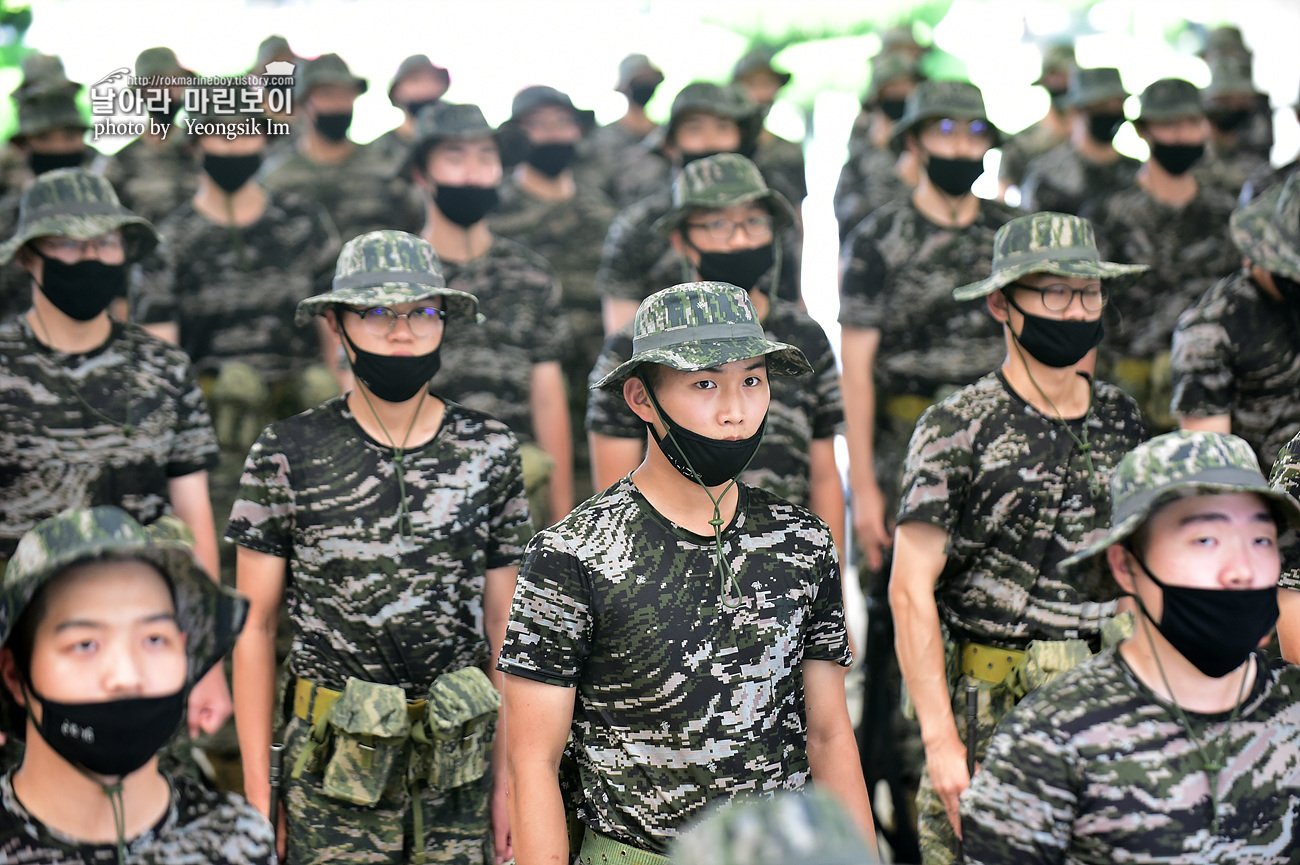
[10,90,87,143]
[889,80,1003,154]
[594,281,811,391]
[1137,77,1203,121]
[1230,170,1300,279]
[899,372,1146,644]
[226,398,531,693]
[1,506,246,704]
[131,190,340,383]
[1242,158,1297,204]
[962,649,1300,864]
[435,235,569,442]
[670,791,876,865]
[0,167,159,264]
[1271,432,1300,591]
[651,152,796,236]
[498,478,851,854]
[585,136,673,211]
[1171,269,1300,471]
[997,120,1066,189]
[586,298,842,506]
[1060,66,1128,110]
[320,678,411,806]
[952,211,1148,300]
[12,54,80,100]
[1061,429,1300,572]
[297,228,479,325]
[1020,142,1140,216]
[834,145,912,240]
[862,51,919,107]
[294,52,367,101]
[419,666,499,792]
[0,770,275,864]
[0,318,219,559]
[102,134,201,227]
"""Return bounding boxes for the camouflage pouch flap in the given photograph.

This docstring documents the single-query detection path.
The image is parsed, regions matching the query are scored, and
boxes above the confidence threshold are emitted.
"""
[1003,639,1093,701]
[321,678,411,807]
[424,667,501,738]
[330,678,412,739]
[412,667,500,792]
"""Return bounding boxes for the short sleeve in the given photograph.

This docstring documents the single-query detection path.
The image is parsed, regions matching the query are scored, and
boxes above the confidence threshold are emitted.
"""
[496,532,595,687]
[1169,294,1234,419]
[584,330,642,439]
[837,225,888,330]
[802,542,852,667]
[896,403,975,531]
[484,435,534,569]
[224,425,297,557]
[130,235,179,325]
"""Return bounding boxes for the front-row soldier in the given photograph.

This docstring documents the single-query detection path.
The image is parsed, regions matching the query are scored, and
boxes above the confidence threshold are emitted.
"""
[229,231,532,864]
[0,506,272,864]
[964,431,1300,864]
[500,282,873,865]
[890,213,1148,865]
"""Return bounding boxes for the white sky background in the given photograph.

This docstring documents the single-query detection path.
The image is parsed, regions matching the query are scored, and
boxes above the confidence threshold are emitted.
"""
[16,0,1300,341]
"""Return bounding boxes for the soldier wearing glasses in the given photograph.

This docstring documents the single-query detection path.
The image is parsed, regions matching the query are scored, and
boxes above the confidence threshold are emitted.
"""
[890,212,1147,864]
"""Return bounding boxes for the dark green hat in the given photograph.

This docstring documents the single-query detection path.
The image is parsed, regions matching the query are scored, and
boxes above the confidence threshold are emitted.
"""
[953,212,1147,300]
[1198,25,1251,61]
[0,168,159,265]
[1062,66,1128,110]
[1137,78,1202,122]
[650,152,795,236]
[1033,43,1076,87]
[862,51,919,107]
[403,101,520,178]
[731,47,791,88]
[617,53,663,91]
[671,791,878,865]
[13,54,80,100]
[0,506,249,736]
[295,53,368,101]
[665,81,760,151]
[1203,56,1260,102]
[135,46,196,80]
[1230,171,1300,281]
[255,35,298,70]
[296,229,480,326]
[1060,431,1300,572]
[11,90,88,143]
[593,281,811,392]
[889,79,1003,153]
[388,54,450,104]
[509,85,595,131]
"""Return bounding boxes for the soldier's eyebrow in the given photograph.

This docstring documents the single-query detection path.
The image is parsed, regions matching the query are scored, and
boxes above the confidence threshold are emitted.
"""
[54,612,178,633]
[1177,510,1274,528]
[744,359,766,372]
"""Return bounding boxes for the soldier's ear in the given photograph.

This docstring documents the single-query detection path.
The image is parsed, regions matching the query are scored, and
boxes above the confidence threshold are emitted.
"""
[987,290,1010,323]
[0,648,26,708]
[624,376,656,424]
[1106,545,1137,594]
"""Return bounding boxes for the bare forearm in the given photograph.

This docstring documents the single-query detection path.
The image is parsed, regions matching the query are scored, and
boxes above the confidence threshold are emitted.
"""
[842,368,878,493]
[232,624,278,812]
[507,764,570,865]
[808,726,877,849]
[1279,589,1300,664]
[891,573,958,749]
[809,440,846,552]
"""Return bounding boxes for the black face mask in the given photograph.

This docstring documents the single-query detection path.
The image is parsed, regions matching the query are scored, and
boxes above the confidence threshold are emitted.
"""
[923,154,984,197]
[629,82,658,107]
[313,111,353,142]
[202,152,262,194]
[27,685,185,777]
[1006,294,1105,368]
[679,149,726,170]
[642,378,767,488]
[433,184,499,227]
[405,98,440,119]
[526,142,577,178]
[1272,273,1300,306]
[1208,109,1252,133]
[879,99,907,122]
[340,324,442,403]
[1129,551,1278,679]
[149,104,179,126]
[1150,142,1204,176]
[34,250,126,321]
[28,150,86,176]
[1087,112,1126,144]
[693,243,775,291]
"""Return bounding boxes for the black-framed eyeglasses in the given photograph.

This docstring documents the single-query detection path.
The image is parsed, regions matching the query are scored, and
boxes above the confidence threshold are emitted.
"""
[346,306,446,338]
[1009,281,1108,312]
[685,214,775,242]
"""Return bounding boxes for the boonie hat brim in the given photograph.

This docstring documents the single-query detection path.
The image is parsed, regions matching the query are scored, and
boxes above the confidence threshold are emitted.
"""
[1229,182,1300,281]
[296,280,482,327]
[952,256,1149,301]
[0,209,159,265]
[594,332,811,392]
[650,186,797,236]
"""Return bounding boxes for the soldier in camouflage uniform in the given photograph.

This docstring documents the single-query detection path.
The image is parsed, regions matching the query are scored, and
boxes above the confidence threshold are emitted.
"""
[894,212,1147,865]
[1272,432,1300,662]
[835,51,920,241]
[369,54,451,176]
[586,153,844,548]
[732,47,807,207]
[1020,66,1140,216]
[500,282,873,865]
[261,53,423,243]
[101,48,199,227]
[249,35,299,156]
[596,81,800,335]
[406,100,574,526]
[228,231,532,864]
[1241,78,1298,204]
[1195,56,1270,199]
[997,43,1073,201]
[0,506,270,864]
[0,54,81,200]
[577,53,663,209]
[1171,171,1300,474]
[671,791,878,865]
[1198,26,1273,164]
[964,430,1300,865]
[1083,78,1239,427]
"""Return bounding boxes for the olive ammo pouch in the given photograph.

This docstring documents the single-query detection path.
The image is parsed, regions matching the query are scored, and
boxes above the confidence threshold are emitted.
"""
[408,666,500,792]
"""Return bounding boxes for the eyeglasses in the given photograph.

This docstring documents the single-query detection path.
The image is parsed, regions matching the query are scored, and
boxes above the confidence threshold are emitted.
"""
[36,234,124,258]
[685,214,774,242]
[928,117,992,139]
[346,306,446,338]
[1010,282,1108,312]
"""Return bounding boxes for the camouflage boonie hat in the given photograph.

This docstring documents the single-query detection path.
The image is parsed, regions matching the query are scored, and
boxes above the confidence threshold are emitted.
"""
[616,53,663,90]
[952,212,1148,300]
[1060,431,1300,572]
[731,47,792,87]
[651,152,796,236]
[135,46,196,81]
[1203,56,1260,102]
[10,90,88,143]
[664,81,761,150]
[0,506,249,735]
[295,52,368,101]
[403,101,520,178]
[593,281,811,391]
[1062,66,1128,110]
[1033,43,1076,87]
[889,79,1003,153]
[1199,25,1251,61]
[509,85,595,131]
[862,51,919,107]
[0,168,159,265]
[296,229,481,326]
[1137,78,1202,122]
[670,791,877,865]
[388,54,450,104]
[13,54,80,100]
[1230,171,1300,280]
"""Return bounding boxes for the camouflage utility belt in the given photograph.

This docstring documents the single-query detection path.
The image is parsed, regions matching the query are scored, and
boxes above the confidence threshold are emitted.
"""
[577,826,670,865]
[290,669,500,810]
[884,394,936,427]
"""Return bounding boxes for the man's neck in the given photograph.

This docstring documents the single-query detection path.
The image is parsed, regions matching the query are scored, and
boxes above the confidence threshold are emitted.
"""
[1137,160,1198,207]
[911,178,980,229]
[1043,107,1070,138]
[12,741,172,844]
[300,129,354,165]
[346,385,446,450]
[619,105,655,138]
[26,296,112,354]
[630,444,741,537]
[1120,621,1257,714]
[514,163,575,202]
[396,115,417,142]
[422,207,493,263]
[191,176,268,227]
[1001,337,1093,418]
